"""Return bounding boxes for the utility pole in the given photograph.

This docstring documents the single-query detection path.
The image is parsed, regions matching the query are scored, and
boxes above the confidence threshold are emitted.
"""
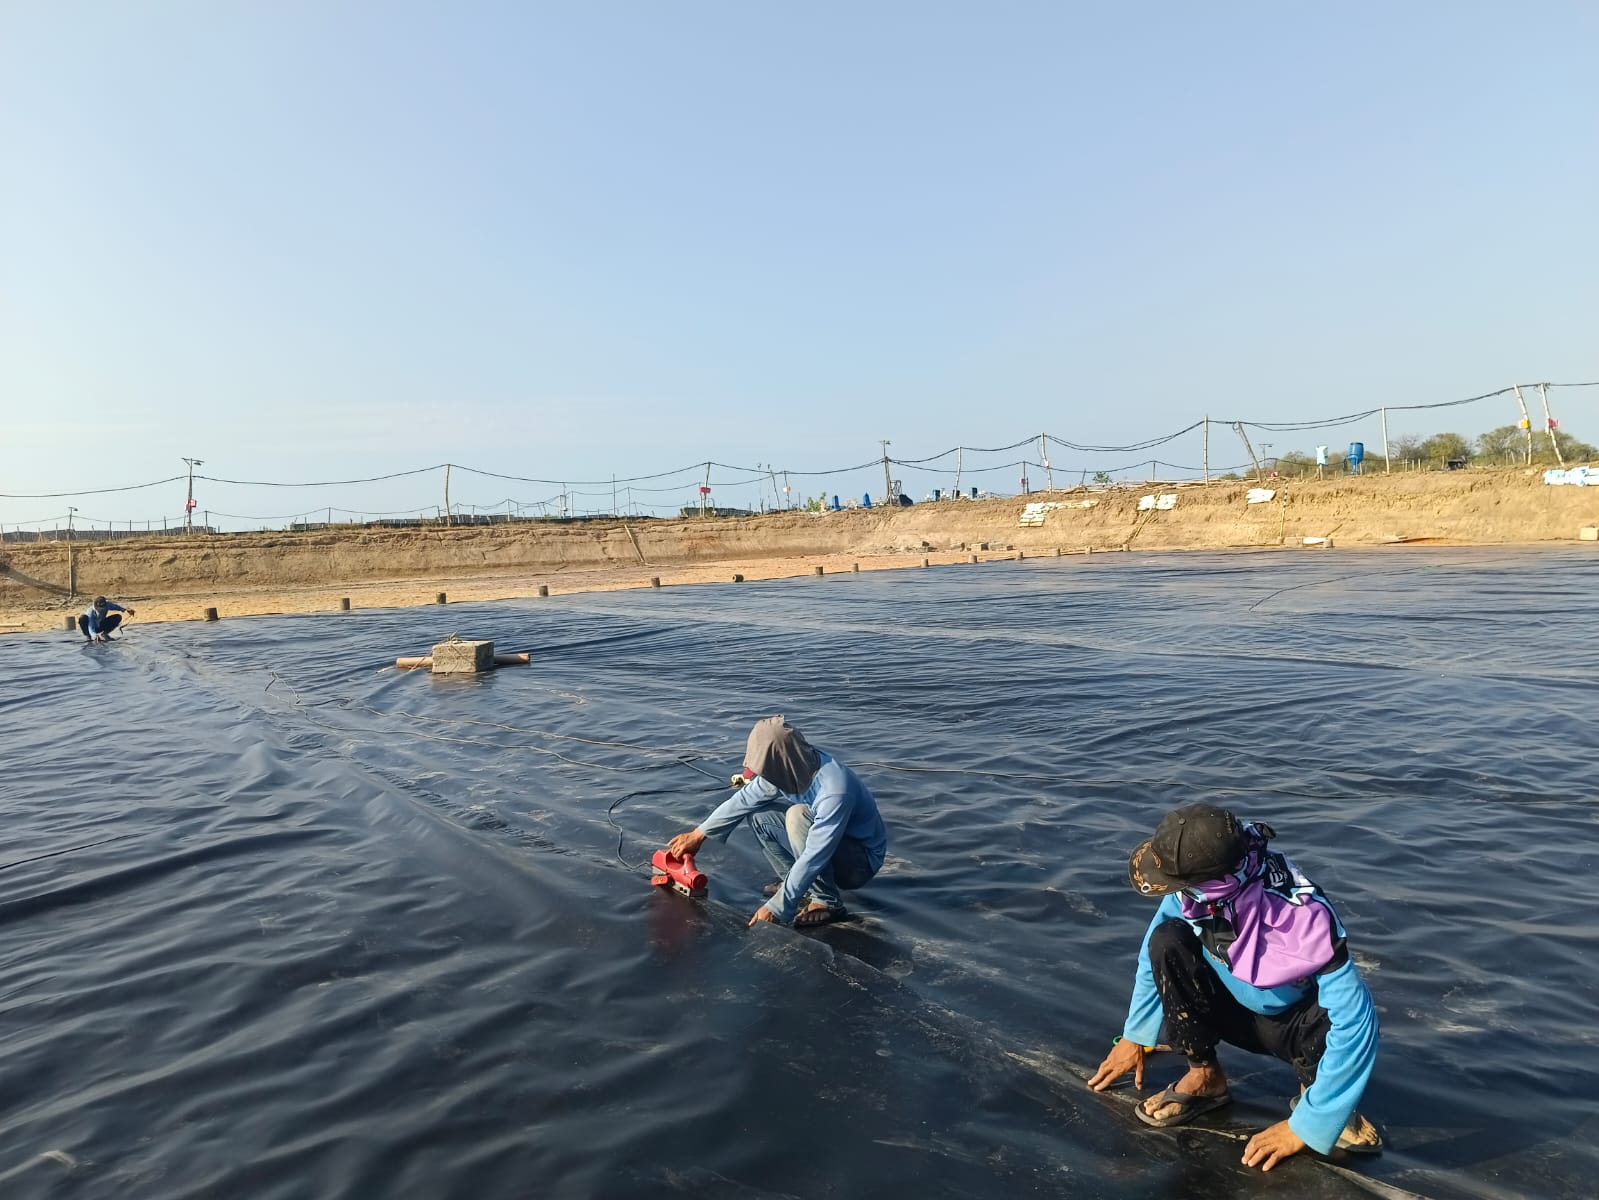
[1539,383,1564,466]
[1202,417,1210,483]
[1512,385,1534,464]
[953,446,963,498]
[182,457,204,532]
[66,506,78,597]
[1039,433,1053,491]
[443,463,453,525]
[1233,423,1266,484]
[880,439,893,504]
[1380,407,1391,473]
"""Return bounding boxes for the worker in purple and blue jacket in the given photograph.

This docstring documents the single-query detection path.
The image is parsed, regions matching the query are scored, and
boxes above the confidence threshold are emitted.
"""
[1089,803,1382,1171]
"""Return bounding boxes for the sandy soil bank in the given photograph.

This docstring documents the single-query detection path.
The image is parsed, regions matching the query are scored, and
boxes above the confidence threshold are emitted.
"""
[3,468,1594,635]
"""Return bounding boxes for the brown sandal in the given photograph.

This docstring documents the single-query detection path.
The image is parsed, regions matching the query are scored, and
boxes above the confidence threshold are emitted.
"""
[793,904,846,928]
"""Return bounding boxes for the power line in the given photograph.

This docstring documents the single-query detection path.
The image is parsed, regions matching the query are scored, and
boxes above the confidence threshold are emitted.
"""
[2,380,1594,503]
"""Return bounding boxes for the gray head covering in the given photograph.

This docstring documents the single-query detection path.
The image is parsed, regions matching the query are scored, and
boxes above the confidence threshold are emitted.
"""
[743,715,822,795]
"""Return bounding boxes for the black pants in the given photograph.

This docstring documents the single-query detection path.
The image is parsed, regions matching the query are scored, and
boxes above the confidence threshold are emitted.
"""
[1149,919,1330,1086]
[79,613,122,638]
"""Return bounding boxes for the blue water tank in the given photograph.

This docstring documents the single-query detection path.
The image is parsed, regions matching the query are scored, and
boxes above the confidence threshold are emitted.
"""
[862,492,872,508]
[1348,441,1365,465]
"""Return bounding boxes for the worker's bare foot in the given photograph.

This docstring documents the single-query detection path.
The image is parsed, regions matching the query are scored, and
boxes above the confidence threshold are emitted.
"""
[1140,1063,1229,1122]
[1340,1112,1382,1150]
[1292,1088,1383,1153]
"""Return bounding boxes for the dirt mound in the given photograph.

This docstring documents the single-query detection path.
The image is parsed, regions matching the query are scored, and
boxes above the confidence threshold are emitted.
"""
[3,469,1593,632]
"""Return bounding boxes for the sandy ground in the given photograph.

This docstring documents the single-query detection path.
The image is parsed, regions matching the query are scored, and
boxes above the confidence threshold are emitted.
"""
[7,469,1593,638]
[1,550,1012,636]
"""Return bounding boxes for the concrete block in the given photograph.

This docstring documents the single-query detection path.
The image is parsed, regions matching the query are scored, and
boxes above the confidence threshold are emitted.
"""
[431,638,494,674]
[1580,527,1599,541]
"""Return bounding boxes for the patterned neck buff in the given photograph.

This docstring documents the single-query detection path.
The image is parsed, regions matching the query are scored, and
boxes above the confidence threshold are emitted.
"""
[1176,824,1340,988]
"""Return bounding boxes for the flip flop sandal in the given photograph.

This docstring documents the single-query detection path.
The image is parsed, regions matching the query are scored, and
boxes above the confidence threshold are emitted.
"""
[1288,1095,1384,1154]
[1134,1085,1233,1129]
[792,905,846,928]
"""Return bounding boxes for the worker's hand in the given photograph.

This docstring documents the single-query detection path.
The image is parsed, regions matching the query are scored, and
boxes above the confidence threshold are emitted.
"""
[1087,1038,1145,1092]
[728,772,747,788]
[126,608,136,617]
[666,829,705,859]
[1241,1120,1306,1172]
[748,906,779,927]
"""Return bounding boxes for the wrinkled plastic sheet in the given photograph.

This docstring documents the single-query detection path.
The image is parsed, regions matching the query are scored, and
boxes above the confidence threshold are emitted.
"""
[3,548,1596,1199]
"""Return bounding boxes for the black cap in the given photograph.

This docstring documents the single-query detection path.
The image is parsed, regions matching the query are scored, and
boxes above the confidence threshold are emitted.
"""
[1127,804,1249,896]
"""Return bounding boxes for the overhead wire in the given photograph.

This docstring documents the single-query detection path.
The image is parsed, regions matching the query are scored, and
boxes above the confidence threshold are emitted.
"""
[6,380,1595,505]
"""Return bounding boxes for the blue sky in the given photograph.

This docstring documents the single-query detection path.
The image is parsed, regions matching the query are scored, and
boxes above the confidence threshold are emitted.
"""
[2,2,1595,528]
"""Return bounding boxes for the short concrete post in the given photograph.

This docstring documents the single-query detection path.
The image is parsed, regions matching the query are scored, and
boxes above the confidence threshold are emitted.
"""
[814,566,824,575]
[650,577,661,588]
[922,558,929,567]
[538,584,549,597]
[204,607,219,622]
[436,592,447,604]
[851,563,859,573]
[970,553,978,564]
[732,573,744,582]
[65,615,76,630]
[1017,551,1025,560]
[339,597,351,611]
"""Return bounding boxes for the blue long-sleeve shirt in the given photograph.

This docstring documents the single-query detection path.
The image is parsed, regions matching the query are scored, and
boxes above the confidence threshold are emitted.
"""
[696,751,887,922]
[1121,893,1379,1154]
[82,601,127,636]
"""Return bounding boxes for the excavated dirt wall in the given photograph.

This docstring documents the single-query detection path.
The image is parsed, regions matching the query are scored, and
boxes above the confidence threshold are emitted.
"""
[4,470,1596,627]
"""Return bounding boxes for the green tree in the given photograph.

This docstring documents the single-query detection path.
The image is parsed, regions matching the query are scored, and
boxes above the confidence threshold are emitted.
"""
[1556,432,1598,462]
[1392,434,1427,463]
[1476,424,1526,463]
[1418,432,1471,463]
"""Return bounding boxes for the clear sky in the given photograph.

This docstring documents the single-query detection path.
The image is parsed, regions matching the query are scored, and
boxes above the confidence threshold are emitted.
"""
[3,1,1596,528]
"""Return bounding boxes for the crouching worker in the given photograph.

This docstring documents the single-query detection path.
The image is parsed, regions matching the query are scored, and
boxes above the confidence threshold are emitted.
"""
[667,716,887,929]
[79,596,135,643]
[1088,804,1381,1172]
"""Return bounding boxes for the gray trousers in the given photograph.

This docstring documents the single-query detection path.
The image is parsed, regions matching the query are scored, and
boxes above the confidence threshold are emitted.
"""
[748,803,876,909]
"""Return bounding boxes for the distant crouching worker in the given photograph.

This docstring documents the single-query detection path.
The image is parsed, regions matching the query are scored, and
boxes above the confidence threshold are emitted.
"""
[667,716,887,928]
[1089,803,1381,1171]
[79,596,134,643]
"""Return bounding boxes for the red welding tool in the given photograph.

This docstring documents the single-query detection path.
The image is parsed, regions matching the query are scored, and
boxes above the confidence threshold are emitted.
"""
[651,848,708,897]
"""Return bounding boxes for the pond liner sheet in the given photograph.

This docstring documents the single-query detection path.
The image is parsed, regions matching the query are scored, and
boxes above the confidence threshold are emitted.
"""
[2,548,1596,1199]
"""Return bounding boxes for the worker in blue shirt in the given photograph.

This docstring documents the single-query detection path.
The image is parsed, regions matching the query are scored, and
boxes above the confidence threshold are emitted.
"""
[1089,803,1381,1171]
[667,716,888,928]
[79,596,135,643]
